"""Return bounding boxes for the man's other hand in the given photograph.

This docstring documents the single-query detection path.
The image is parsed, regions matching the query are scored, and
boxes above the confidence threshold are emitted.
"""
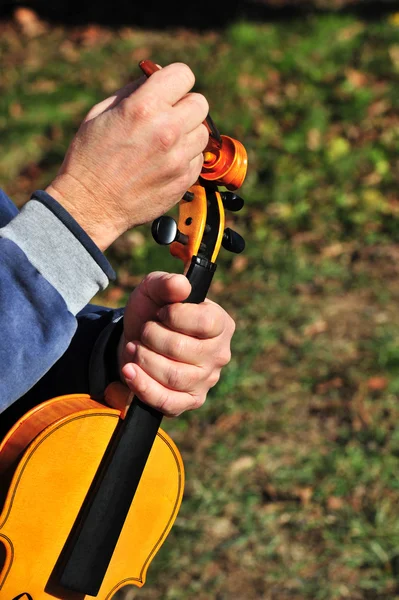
[46,63,209,251]
[115,272,235,417]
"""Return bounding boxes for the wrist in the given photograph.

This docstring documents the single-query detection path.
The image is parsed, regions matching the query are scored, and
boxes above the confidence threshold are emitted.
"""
[46,175,121,251]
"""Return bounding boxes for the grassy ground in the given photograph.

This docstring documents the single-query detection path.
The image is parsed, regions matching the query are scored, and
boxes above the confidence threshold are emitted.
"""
[1,8,399,599]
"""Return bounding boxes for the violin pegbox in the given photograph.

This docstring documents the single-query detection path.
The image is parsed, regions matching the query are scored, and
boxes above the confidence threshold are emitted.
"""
[152,143,247,272]
[140,58,247,274]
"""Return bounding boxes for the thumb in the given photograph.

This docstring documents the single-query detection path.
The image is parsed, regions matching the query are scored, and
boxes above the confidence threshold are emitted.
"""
[123,271,191,341]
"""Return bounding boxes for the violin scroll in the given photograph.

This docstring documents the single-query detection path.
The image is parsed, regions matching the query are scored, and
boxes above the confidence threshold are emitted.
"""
[139,59,248,276]
[202,135,247,190]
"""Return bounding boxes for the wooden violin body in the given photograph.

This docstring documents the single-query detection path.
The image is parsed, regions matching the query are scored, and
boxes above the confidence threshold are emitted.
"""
[0,390,184,598]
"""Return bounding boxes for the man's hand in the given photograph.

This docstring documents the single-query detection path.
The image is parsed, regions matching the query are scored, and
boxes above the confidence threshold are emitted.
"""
[116,272,235,417]
[46,63,209,251]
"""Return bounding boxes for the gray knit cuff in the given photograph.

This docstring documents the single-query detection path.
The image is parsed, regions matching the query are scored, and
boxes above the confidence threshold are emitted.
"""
[0,199,110,315]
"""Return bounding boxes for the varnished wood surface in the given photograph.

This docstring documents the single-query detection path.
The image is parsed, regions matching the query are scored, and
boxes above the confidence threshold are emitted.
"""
[0,396,184,598]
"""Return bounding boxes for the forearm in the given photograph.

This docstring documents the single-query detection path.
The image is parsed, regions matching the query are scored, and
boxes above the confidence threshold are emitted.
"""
[0,190,115,413]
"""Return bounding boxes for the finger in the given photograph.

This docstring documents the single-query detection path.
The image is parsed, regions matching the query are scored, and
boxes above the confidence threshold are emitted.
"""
[122,364,204,417]
[185,152,205,189]
[125,341,205,391]
[111,77,147,106]
[84,77,146,122]
[157,300,227,339]
[139,271,191,308]
[183,124,210,161]
[172,92,209,134]
[138,321,208,364]
[124,272,191,338]
[130,62,196,109]
[104,381,133,411]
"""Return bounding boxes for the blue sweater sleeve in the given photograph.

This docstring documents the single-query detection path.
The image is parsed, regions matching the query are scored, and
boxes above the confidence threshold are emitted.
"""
[0,237,78,410]
[0,190,124,427]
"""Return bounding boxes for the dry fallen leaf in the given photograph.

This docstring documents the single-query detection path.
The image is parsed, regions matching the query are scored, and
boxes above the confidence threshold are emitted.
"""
[303,320,328,338]
[229,456,255,476]
[295,486,313,506]
[327,496,344,510]
[345,69,368,89]
[367,376,388,392]
[205,517,236,541]
[14,7,47,37]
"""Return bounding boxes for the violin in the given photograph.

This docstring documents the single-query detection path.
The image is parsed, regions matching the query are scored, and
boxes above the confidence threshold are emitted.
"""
[0,60,247,598]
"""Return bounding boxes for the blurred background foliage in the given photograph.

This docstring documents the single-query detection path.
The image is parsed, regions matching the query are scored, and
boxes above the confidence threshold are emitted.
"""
[1,1,399,599]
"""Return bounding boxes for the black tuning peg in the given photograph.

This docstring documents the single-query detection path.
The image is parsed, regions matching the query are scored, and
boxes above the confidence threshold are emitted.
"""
[183,191,195,202]
[151,216,189,246]
[220,192,245,212]
[222,228,245,254]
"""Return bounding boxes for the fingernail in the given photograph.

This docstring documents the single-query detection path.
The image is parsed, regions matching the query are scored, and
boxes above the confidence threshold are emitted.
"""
[123,363,136,381]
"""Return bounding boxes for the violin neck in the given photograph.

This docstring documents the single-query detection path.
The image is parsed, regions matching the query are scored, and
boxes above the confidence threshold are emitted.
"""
[56,256,215,595]
[184,256,217,304]
[57,397,163,594]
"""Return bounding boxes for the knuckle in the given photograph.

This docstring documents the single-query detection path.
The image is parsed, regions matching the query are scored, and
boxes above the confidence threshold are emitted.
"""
[155,122,180,152]
[195,338,207,358]
[228,315,236,335]
[173,336,187,361]
[134,372,148,396]
[174,63,195,89]
[134,345,146,369]
[166,365,184,390]
[158,393,179,417]
[191,393,206,410]
[199,123,210,150]
[129,97,156,122]
[208,370,221,388]
[218,347,232,366]
[140,321,155,346]
[197,307,217,338]
[191,93,209,119]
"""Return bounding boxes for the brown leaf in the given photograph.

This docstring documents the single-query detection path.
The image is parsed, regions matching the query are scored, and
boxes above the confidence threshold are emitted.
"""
[295,486,313,506]
[368,100,390,118]
[367,376,388,391]
[14,7,47,37]
[105,287,125,305]
[346,69,368,89]
[9,102,23,119]
[303,320,328,338]
[229,456,255,475]
[307,128,321,151]
[231,255,249,273]
[205,517,236,541]
[81,25,108,47]
[352,382,372,430]
[215,412,244,433]
[327,496,344,510]
[210,280,225,294]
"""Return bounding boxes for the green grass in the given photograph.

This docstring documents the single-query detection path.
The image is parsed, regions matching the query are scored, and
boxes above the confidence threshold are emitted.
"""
[1,10,399,599]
